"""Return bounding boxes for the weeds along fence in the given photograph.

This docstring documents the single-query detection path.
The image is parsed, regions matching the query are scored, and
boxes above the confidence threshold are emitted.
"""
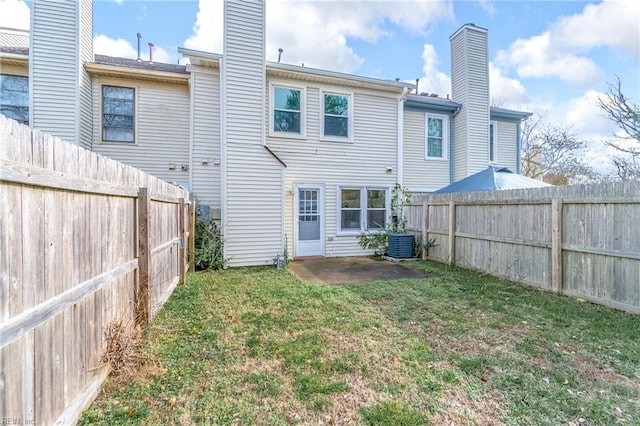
[0,116,193,424]
[405,181,640,314]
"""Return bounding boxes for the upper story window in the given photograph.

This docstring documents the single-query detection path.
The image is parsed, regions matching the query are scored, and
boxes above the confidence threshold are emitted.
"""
[0,75,29,125]
[489,120,497,163]
[339,187,389,233]
[272,86,303,136]
[102,85,135,143]
[425,113,448,160]
[322,92,352,140]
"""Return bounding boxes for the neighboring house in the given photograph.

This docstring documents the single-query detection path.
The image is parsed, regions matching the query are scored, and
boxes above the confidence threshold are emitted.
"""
[0,1,530,267]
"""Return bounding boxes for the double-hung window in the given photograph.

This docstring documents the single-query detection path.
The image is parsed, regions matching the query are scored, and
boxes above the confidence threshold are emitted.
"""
[0,74,29,125]
[339,187,389,233]
[489,120,498,163]
[425,113,448,160]
[102,85,135,142]
[322,92,351,140]
[272,86,303,135]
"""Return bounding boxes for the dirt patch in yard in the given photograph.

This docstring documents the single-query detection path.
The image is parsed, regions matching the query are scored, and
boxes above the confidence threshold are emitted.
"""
[289,257,430,285]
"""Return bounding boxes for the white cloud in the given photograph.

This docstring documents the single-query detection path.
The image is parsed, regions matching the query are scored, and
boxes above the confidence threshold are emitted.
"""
[563,90,613,138]
[474,0,495,17]
[0,0,30,30]
[414,44,451,97]
[94,34,173,64]
[489,63,529,104]
[183,0,454,73]
[495,0,638,84]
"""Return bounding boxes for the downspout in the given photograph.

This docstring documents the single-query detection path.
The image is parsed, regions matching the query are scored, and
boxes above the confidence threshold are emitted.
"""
[516,120,522,174]
[219,56,228,268]
[396,87,408,187]
[449,106,462,184]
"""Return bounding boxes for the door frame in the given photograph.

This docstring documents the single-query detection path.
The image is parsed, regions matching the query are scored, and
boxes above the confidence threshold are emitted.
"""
[293,183,325,257]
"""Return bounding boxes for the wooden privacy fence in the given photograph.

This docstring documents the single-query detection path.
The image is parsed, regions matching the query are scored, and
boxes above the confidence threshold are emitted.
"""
[405,180,640,314]
[0,117,193,424]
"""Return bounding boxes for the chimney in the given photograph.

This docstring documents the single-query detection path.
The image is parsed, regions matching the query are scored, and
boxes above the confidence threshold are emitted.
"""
[449,23,490,180]
[31,0,94,148]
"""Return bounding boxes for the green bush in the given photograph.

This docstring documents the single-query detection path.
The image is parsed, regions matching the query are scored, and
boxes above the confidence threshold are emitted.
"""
[193,212,225,270]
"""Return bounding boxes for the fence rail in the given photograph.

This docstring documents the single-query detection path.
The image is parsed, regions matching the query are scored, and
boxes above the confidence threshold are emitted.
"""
[0,116,193,424]
[405,180,640,314]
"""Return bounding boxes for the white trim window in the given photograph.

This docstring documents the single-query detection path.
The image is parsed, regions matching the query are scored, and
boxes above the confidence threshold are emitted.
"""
[322,91,352,141]
[489,120,498,163]
[425,113,448,160]
[0,74,29,125]
[271,85,304,136]
[102,85,135,143]
[338,187,389,233]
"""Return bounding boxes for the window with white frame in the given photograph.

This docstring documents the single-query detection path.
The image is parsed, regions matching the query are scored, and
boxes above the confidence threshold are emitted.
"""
[0,74,29,125]
[489,120,497,162]
[425,113,448,159]
[272,86,303,135]
[102,85,135,142]
[322,92,351,139]
[339,187,388,233]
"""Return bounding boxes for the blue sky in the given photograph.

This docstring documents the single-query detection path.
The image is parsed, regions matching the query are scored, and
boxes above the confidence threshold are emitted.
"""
[1,0,639,173]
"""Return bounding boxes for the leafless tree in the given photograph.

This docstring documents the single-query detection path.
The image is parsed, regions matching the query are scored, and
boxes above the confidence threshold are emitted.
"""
[521,115,599,184]
[598,76,640,180]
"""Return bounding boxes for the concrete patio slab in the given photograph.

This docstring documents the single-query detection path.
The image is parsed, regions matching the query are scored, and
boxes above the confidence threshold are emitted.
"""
[288,256,429,285]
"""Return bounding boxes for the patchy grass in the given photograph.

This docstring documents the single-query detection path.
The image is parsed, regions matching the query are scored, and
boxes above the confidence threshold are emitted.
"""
[79,262,640,425]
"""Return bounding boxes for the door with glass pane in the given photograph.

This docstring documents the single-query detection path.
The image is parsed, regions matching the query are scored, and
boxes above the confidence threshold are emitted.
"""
[295,186,324,257]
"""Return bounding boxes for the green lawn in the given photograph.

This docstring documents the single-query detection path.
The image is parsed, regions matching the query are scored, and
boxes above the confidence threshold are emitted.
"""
[79,261,640,425]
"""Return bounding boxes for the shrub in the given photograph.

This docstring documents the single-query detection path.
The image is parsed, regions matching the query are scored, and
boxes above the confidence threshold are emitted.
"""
[193,211,226,270]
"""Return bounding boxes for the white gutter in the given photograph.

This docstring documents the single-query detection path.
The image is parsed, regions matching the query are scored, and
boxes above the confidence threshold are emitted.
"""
[219,55,228,267]
[397,87,408,186]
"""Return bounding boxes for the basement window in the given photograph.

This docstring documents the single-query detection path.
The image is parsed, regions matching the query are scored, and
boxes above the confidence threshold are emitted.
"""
[102,85,135,143]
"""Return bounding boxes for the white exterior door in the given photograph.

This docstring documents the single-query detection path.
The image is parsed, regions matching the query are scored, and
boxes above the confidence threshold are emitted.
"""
[295,185,324,257]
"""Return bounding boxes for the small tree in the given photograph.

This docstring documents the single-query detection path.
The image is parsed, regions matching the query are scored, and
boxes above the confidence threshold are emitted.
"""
[598,76,640,180]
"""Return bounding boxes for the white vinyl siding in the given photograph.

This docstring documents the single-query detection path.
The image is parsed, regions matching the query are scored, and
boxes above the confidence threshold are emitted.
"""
[425,113,448,160]
[402,110,450,190]
[31,0,92,147]
[224,0,284,266]
[450,25,490,179]
[493,120,518,171]
[91,77,190,185]
[78,0,94,149]
[190,67,222,212]
[267,84,399,257]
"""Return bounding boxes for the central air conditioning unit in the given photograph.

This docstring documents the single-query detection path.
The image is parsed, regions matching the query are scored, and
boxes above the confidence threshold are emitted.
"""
[387,233,415,259]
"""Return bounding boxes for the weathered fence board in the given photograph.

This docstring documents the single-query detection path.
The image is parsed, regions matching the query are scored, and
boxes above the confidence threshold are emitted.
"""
[0,116,192,424]
[408,180,640,314]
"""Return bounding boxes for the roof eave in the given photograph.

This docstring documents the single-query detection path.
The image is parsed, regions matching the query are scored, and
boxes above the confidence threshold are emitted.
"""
[177,47,221,68]
[0,52,28,67]
[490,107,532,121]
[266,62,414,93]
[405,96,462,113]
[84,62,190,85]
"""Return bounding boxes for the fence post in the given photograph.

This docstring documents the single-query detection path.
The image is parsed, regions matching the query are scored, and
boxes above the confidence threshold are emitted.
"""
[551,198,563,293]
[189,198,196,272]
[448,200,456,266]
[422,201,429,260]
[136,187,150,327]
[178,198,186,284]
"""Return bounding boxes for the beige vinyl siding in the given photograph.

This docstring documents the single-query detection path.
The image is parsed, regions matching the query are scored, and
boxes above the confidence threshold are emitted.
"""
[224,0,284,266]
[0,64,28,77]
[402,110,449,190]
[493,120,518,171]
[190,67,221,213]
[29,0,93,145]
[450,25,490,180]
[91,77,190,185]
[78,0,93,150]
[268,84,398,257]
